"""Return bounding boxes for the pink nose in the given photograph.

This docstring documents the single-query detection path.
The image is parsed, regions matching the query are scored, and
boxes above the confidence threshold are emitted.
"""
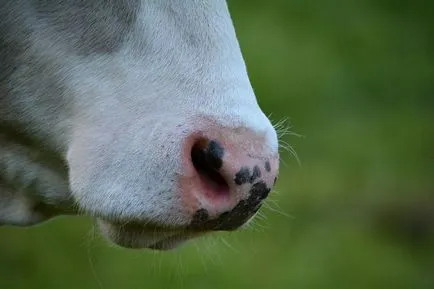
[180,128,279,231]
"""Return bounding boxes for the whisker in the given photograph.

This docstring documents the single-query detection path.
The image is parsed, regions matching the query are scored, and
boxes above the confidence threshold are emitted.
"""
[86,225,104,289]
[193,241,211,274]
[269,116,303,168]
[218,236,240,254]
[244,221,263,232]
[263,201,294,219]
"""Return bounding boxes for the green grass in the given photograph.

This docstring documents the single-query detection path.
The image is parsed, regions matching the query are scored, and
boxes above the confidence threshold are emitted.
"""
[1,1,433,288]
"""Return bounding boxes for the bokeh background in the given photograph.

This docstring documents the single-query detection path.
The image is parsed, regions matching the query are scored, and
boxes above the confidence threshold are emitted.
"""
[1,0,433,288]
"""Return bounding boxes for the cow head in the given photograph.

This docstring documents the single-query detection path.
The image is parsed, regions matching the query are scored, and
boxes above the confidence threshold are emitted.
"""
[0,0,279,250]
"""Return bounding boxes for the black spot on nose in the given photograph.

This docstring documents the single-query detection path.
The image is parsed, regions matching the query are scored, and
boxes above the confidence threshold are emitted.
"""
[247,181,271,207]
[191,209,209,226]
[265,161,271,172]
[249,165,261,183]
[234,166,250,185]
[235,166,262,185]
[189,181,271,231]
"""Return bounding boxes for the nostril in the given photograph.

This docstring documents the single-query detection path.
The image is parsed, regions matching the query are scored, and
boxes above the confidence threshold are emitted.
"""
[191,139,229,196]
[192,138,224,170]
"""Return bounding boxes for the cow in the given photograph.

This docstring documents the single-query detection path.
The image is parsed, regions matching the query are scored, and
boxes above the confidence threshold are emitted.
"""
[0,0,279,250]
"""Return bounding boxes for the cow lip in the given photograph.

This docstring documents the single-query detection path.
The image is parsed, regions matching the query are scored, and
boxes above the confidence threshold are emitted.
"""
[96,219,206,250]
[147,232,204,250]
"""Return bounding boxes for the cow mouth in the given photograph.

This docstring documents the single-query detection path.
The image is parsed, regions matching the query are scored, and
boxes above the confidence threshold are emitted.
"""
[147,233,201,250]
[97,219,206,250]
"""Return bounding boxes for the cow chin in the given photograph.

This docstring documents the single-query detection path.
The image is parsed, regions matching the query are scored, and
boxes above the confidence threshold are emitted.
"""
[97,219,205,250]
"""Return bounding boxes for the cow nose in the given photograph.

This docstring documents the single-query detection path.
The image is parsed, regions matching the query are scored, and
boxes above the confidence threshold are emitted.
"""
[182,132,279,232]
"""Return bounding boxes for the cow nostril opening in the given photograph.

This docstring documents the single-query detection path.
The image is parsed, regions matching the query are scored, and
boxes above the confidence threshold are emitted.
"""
[191,139,229,196]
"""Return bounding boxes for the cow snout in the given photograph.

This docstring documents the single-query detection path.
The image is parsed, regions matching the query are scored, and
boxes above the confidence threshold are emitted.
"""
[180,128,279,232]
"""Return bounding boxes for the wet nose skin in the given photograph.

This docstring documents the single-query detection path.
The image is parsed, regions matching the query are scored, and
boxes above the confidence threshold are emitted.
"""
[184,135,279,232]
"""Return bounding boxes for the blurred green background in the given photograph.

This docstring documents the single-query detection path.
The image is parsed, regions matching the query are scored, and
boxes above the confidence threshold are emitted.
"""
[1,0,433,288]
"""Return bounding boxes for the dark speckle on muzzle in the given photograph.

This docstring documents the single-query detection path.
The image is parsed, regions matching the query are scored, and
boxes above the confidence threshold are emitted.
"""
[234,166,250,185]
[190,181,271,231]
[234,165,262,185]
